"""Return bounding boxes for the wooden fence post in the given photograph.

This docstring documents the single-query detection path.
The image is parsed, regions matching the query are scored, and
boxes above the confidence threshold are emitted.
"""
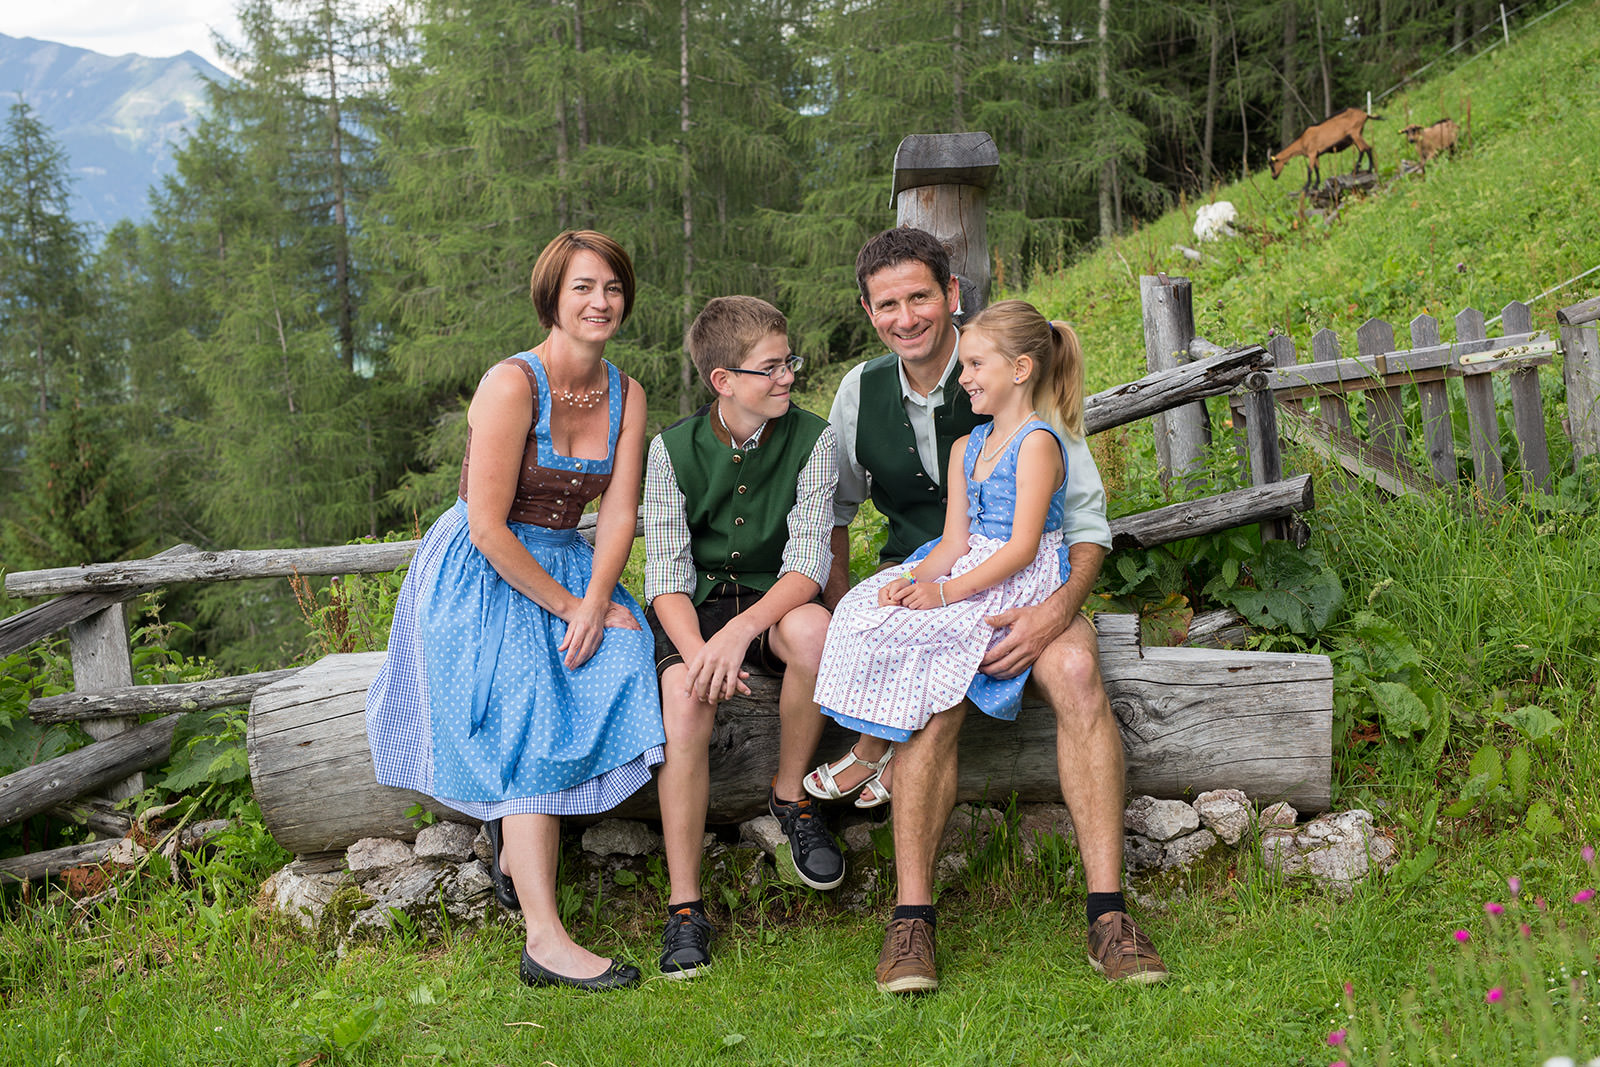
[1357,318,1408,458]
[1410,313,1458,487]
[891,132,999,318]
[1456,307,1506,499]
[67,606,142,801]
[1557,296,1600,466]
[1500,301,1551,494]
[1140,274,1209,489]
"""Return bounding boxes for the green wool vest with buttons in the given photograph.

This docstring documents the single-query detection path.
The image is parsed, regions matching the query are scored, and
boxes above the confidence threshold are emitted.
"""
[856,353,985,564]
[661,403,829,605]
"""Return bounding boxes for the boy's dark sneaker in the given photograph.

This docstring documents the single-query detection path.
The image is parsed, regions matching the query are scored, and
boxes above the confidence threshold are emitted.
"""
[769,789,845,890]
[659,907,715,979]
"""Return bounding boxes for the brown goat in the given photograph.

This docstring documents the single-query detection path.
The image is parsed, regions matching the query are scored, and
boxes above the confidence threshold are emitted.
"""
[1270,108,1379,191]
[1401,118,1460,163]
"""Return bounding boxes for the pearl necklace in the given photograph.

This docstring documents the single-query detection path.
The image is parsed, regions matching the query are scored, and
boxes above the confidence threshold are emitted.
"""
[979,411,1037,463]
[553,383,606,410]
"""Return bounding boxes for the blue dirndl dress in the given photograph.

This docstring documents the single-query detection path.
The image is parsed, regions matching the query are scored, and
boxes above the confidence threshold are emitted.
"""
[365,354,665,818]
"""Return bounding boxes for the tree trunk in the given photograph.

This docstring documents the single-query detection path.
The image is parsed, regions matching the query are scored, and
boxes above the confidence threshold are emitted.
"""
[1097,0,1113,239]
[321,2,355,374]
[1315,0,1332,118]
[1280,0,1299,148]
[1202,2,1220,183]
[678,0,695,415]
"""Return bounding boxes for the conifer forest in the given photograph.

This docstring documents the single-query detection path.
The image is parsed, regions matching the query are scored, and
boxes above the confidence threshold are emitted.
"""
[0,0,1550,663]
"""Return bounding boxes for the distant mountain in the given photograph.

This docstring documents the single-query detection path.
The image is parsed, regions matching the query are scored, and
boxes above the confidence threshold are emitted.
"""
[0,34,226,234]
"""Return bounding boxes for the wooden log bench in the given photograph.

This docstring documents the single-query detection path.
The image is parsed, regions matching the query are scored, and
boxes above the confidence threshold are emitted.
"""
[247,614,1332,856]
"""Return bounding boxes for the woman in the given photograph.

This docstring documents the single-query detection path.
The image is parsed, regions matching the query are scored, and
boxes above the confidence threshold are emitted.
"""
[366,231,664,991]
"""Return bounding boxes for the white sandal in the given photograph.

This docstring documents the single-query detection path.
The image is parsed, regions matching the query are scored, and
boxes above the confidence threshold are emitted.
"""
[853,750,893,809]
[804,744,894,803]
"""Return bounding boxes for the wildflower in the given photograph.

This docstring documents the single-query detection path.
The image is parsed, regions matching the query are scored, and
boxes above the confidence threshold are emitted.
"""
[1343,982,1354,999]
[1508,875,1521,897]
[1484,901,1505,916]
[1328,1028,1347,1047]
[1486,987,1505,1004]
[1454,929,1471,943]
[1331,1062,1349,1067]
[1583,845,1595,866]
[1574,889,1596,904]
[1520,923,1532,938]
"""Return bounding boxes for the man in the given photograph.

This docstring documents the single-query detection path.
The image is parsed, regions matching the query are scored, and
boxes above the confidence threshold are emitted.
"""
[824,226,1168,993]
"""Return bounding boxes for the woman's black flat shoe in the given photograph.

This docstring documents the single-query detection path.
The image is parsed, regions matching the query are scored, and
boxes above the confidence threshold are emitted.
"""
[519,950,641,991]
[483,818,521,912]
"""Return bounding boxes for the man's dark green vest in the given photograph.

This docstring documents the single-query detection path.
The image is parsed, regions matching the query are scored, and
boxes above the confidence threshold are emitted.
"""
[856,352,985,564]
[661,404,828,605]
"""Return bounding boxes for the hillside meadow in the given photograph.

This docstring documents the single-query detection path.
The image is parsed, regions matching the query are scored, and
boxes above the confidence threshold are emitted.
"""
[4,1,1600,1064]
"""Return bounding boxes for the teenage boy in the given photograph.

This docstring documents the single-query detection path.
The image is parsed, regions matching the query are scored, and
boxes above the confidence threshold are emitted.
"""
[644,295,844,980]
[827,228,1168,993]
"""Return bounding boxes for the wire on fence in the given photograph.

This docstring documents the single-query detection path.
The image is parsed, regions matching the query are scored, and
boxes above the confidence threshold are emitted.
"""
[1371,0,1582,105]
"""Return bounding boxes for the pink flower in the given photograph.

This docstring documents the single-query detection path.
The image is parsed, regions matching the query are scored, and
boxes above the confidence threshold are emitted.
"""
[1519,923,1532,938]
[1454,929,1471,943]
[1331,1062,1349,1067]
[1343,982,1354,999]
[1484,901,1505,916]
[1328,1028,1347,1047]
[1536,896,1548,911]
[1507,876,1521,897]
[1486,987,1505,1004]
[1583,845,1595,866]
[1575,889,1596,904]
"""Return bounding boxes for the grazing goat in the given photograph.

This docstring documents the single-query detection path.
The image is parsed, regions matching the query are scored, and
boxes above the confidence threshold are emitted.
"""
[1270,108,1379,191]
[1401,118,1460,163]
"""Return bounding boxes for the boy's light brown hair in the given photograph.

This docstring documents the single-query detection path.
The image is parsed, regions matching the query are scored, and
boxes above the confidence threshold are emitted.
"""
[687,296,787,388]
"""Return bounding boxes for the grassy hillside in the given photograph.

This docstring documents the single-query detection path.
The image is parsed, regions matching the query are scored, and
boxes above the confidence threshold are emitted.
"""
[1019,0,1600,397]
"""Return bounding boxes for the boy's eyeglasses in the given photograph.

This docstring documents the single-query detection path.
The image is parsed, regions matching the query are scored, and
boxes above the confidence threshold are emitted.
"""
[726,354,804,381]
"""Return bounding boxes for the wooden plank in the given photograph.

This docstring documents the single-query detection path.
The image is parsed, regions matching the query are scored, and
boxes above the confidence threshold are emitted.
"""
[249,637,1334,854]
[1358,318,1407,458]
[1456,308,1506,499]
[1410,314,1457,486]
[1499,302,1551,494]
[1084,343,1270,435]
[48,796,134,838]
[1311,328,1352,434]
[0,544,200,657]
[1241,386,1285,541]
[1107,476,1314,551]
[1279,407,1433,498]
[1557,295,1600,327]
[1559,323,1600,464]
[0,839,120,885]
[30,668,300,725]
[69,606,141,802]
[1141,274,1209,489]
[1256,332,1541,394]
[0,714,181,829]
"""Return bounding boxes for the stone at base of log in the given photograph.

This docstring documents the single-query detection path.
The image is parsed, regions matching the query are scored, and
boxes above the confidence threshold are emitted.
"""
[249,616,1332,857]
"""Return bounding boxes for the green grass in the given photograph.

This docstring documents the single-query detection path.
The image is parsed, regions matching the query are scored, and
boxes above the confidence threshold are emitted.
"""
[7,3,1600,1065]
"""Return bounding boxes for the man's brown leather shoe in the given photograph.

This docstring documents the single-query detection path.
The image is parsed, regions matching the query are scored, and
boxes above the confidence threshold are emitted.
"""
[1087,911,1168,983]
[875,917,938,993]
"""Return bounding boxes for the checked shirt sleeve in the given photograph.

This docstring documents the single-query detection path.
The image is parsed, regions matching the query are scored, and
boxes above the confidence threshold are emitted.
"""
[778,426,839,587]
[643,434,696,604]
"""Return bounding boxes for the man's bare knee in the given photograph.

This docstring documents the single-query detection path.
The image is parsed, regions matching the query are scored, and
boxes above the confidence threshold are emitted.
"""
[1032,619,1110,730]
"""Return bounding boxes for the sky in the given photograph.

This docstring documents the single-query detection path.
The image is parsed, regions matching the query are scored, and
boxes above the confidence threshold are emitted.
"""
[2,1,242,72]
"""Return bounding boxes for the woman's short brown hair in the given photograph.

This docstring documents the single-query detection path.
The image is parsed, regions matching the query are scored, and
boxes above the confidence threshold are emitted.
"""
[529,230,637,329]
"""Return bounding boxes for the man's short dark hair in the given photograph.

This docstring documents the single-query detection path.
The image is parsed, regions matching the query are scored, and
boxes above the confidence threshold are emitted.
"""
[854,227,952,302]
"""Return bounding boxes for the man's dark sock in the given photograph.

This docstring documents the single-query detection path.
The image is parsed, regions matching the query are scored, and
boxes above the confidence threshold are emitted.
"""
[668,899,706,918]
[892,904,937,926]
[1086,891,1127,927]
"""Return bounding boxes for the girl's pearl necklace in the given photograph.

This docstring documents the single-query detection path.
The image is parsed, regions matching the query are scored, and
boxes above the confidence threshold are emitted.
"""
[979,411,1037,463]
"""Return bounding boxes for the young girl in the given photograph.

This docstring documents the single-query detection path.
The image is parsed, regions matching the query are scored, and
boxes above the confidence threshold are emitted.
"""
[809,300,1085,794]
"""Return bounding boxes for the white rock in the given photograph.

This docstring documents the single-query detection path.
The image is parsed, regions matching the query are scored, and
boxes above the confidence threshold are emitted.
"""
[740,814,786,856]
[1124,796,1200,842]
[1017,803,1076,861]
[346,837,414,880]
[413,821,478,862]
[1258,801,1299,828]
[841,822,875,853]
[442,860,493,903]
[1124,834,1163,874]
[580,818,663,857]
[1258,809,1397,891]
[1160,829,1219,870]
[1193,789,1252,846]
[260,859,352,931]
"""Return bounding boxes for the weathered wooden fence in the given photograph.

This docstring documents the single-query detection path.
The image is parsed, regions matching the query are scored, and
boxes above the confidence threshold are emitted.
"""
[1143,276,1596,504]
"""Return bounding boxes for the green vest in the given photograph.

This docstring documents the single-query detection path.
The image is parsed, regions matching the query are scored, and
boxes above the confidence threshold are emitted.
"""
[661,404,829,605]
[856,353,985,564]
